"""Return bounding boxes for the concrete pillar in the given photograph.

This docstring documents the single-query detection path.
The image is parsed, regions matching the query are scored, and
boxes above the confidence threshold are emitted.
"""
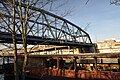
[101,59,103,63]
[94,57,97,71]
[118,58,120,71]
[73,57,78,78]
[73,57,77,70]
[68,46,70,54]
[57,57,60,69]
[73,48,74,54]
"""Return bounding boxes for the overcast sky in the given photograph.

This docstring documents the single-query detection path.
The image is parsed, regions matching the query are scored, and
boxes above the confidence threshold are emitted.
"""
[53,0,120,42]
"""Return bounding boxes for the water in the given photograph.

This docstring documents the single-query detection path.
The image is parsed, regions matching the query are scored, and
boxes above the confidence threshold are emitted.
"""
[0,74,4,80]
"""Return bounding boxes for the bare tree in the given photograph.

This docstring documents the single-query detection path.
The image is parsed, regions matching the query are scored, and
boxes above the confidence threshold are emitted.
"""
[110,0,120,5]
[0,0,19,80]
[0,0,70,80]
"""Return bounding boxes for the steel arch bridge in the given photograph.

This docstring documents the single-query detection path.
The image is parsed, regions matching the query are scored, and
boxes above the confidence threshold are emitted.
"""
[0,1,95,53]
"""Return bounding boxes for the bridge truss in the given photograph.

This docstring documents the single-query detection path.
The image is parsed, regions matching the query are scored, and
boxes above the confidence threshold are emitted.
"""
[0,0,95,54]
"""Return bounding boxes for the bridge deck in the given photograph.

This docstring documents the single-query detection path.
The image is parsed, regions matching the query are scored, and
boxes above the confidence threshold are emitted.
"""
[0,31,93,46]
[1,52,119,58]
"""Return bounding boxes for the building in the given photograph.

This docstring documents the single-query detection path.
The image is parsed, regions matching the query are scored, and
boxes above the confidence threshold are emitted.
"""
[96,39,120,63]
[97,40,120,53]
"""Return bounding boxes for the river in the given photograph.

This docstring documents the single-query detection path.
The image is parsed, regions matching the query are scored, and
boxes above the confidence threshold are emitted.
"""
[0,74,4,80]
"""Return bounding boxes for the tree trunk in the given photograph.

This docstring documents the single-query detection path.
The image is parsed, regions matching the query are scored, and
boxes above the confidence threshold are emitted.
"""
[22,7,28,80]
[12,0,19,80]
[22,33,27,80]
[22,44,27,80]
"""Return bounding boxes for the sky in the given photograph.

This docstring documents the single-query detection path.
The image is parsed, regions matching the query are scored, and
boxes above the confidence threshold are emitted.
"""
[52,0,120,42]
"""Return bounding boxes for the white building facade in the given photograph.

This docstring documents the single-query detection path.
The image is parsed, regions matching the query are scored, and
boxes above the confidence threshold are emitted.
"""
[97,40,120,53]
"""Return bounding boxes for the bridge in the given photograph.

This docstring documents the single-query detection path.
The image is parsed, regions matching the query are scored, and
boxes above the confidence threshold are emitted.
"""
[0,0,95,54]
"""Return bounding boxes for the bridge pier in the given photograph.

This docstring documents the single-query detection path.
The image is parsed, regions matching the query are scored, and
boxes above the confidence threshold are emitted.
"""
[57,57,60,69]
[94,57,97,71]
[118,58,120,71]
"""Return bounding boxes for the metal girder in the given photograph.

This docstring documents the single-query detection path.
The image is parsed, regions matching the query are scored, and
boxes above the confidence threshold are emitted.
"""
[0,31,93,47]
[0,1,93,47]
